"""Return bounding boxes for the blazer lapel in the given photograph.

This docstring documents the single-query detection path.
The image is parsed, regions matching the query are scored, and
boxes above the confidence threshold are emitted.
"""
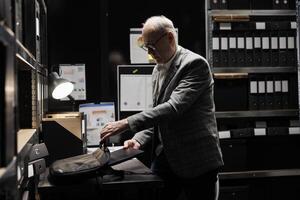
[152,69,159,106]
[157,49,182,103]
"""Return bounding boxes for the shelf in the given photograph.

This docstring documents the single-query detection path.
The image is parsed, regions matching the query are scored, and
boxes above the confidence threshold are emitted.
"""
[16,40,43,71]
[220,168,300,180]
[0,24,15,43]
[212,67,297,74]
[215,109,298,118]
[17,129,37,153]
[0,24,44,71]
[209,10,296,16]
[36,64,47,75]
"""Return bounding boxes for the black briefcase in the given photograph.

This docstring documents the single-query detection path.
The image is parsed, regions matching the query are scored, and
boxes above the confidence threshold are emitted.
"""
[48,146,143,185]
[49,146,111,184]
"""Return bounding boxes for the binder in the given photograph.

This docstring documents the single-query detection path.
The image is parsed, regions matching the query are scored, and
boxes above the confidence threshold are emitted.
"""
[278,21,291,30]
[219,131,231,139]
[266,21,280,30]
[213,22,219,31]
[253,33,262,66]
[212,35,221,67]
[219,0,228,9]
[228,34,238,67]
[255,22,266,30]
[267,127,289,136]
[281,79,289,109]
[286,31,296,66]
[280,0,289,9]
[210,0,219,9]
[261,32,271,66]
[220,33,229,67]
[219,22,232,31]
[249,75,258,110]
[258,76,266,110]
[237,33,245,67]
[232,22,250,31]
[278,35,287,66]
[290,21,297,30]
[231,128,254,138]
[245,32,254,67]
[254,128,266,136]
[273,75,282,109]
[265,75,274,109]
[272,0,281,9]
[270,34,279,66]
[288,75,297,108]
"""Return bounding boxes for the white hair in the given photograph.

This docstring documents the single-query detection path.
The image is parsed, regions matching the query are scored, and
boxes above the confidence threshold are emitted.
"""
[144,15,177,43]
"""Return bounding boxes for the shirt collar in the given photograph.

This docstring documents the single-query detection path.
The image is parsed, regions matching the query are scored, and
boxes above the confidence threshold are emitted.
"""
[156,46,180,72]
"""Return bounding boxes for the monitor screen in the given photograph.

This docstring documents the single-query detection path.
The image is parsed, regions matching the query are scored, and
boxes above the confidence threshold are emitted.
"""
[117,65,155,120]
[79,102,115,147]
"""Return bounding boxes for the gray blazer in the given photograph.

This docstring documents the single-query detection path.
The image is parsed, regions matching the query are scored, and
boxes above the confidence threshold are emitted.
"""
[128,46,224,178]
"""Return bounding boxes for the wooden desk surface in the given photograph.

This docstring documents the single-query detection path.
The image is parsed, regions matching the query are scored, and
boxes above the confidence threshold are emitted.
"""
[38,158,163,189]
[103,158,163,188]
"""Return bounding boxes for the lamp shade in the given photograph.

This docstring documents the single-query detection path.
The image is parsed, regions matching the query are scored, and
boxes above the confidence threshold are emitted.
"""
[49,72,74,99]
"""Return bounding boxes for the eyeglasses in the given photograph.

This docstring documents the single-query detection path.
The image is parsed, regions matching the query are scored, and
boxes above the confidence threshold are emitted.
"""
[138,32,168,52]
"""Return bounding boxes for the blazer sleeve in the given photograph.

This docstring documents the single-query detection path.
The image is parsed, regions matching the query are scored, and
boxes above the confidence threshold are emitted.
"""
[127,58,212,133]
[132,127,154,147]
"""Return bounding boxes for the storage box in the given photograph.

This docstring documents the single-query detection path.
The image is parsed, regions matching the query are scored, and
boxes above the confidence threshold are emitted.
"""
[41,112,87,166]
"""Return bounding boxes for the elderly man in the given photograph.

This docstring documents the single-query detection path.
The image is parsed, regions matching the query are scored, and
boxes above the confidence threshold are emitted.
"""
[101,15,223,200]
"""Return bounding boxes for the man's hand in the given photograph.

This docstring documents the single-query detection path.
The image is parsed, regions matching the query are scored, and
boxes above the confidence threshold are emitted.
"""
[100,119,129,141]
[123,139,141,149]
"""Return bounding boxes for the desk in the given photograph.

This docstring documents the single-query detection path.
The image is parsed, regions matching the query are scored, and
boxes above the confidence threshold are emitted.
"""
[38,158,163,200]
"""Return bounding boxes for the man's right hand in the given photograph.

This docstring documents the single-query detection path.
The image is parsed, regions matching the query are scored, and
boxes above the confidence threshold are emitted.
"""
[123,139,141,150]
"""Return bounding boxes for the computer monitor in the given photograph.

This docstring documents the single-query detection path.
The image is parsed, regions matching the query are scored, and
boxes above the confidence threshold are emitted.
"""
[117,65,155,120]
[79,102,115,147]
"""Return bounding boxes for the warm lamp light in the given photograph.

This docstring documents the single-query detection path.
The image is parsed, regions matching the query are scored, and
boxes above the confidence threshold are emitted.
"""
[49,72,74,99]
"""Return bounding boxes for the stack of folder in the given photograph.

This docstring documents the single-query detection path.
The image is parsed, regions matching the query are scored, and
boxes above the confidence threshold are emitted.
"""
[212,19,297,68]
[248,73,297,110]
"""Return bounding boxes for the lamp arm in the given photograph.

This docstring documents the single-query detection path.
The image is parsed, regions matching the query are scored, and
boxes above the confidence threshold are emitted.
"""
[68,95,76,111]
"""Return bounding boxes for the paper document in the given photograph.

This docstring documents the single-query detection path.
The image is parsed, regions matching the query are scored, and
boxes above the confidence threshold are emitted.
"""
[120,74,152,111]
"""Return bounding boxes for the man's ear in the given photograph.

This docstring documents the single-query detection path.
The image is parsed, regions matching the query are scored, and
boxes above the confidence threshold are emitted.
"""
[167,32,175,44]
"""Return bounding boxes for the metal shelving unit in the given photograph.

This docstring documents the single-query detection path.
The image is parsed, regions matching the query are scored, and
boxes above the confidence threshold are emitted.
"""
[212,66,297,73]
[206,2,298,118]
[297,0,300,120]
[206,0,300,198]
[16,40,40,71]
[1,0,48,199]
[216,109,298,118]
[220,168,300,180]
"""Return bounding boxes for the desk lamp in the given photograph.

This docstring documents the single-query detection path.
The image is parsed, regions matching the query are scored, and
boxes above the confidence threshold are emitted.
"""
[49,72,74,99]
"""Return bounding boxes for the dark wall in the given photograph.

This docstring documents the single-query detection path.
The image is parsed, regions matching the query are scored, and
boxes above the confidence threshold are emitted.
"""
[108,0,206,57]
[46,0,206,111]
[46,0,103,111]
